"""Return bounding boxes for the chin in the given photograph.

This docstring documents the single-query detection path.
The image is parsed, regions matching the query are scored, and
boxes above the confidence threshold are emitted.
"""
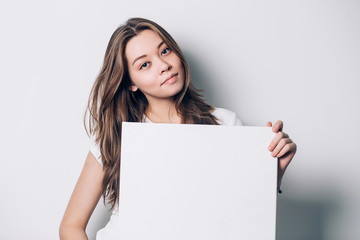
[172,83,185,97]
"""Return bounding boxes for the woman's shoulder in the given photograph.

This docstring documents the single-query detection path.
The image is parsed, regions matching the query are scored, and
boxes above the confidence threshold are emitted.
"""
[212,107,243,126]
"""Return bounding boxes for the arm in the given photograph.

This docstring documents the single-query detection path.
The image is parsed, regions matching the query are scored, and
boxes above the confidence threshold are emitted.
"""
[59,152,104,240]
[266,121,297,190]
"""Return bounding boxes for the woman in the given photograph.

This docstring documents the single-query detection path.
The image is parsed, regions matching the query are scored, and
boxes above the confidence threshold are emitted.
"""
[59,17,296,239]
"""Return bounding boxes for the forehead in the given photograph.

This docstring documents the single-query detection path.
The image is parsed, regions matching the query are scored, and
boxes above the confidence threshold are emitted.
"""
[125,30,163,61]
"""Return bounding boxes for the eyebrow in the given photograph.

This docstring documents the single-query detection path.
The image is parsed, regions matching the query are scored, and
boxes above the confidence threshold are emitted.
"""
[132,41,165,66]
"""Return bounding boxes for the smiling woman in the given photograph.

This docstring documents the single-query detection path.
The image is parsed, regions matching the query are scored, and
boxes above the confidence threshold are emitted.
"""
[59,17,296,239]
[126,29,185,119]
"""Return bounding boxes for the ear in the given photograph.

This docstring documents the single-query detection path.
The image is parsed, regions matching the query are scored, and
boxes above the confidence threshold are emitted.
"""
[130,84,138,92]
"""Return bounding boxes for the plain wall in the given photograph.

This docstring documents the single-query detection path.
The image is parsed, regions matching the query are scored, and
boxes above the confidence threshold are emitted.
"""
[0,0,359,239]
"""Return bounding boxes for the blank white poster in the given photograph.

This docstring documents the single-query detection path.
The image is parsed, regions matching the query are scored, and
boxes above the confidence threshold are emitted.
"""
[119,122,277,239]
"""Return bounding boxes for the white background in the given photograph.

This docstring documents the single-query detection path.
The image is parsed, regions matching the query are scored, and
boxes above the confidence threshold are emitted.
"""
[0,0,359,239]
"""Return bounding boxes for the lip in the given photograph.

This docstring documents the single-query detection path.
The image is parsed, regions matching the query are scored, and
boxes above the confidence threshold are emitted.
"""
[161,73,178,85]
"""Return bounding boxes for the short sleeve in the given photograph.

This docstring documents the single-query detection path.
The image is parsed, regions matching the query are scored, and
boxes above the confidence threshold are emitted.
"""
[89,135,102,166]
[234,115,243,126]
[212,107,243,126]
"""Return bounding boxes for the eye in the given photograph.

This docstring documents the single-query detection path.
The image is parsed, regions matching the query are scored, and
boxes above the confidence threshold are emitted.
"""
[161,47,171,56]
[140,62,150,70]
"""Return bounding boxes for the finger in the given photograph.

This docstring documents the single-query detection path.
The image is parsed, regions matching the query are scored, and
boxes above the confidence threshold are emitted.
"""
[268,131,289,151]
[278,143,297,171]
[266,121,272,127]
[272,120,283,133]
[271,138,291,157]
[277,141,296,158]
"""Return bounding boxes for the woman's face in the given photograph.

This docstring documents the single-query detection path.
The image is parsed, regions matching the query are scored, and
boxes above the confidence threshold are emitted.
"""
[125,30,184,103]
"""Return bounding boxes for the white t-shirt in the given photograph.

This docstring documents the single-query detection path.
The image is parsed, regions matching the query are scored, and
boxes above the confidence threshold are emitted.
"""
[92,107,242,239]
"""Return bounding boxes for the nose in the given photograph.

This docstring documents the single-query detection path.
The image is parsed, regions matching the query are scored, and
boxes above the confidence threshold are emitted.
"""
[159,59,172,74]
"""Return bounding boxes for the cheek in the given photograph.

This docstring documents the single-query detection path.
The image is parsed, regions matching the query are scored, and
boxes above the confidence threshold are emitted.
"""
[177,63,185,80]
[173,57,184,75]
[130,71,157,89]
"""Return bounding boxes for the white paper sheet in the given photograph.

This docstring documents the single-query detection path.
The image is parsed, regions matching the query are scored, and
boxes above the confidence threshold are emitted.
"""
[119,122,277,239]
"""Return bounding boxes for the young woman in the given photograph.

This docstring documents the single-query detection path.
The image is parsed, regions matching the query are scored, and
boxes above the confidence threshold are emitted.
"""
[59,17,297,239]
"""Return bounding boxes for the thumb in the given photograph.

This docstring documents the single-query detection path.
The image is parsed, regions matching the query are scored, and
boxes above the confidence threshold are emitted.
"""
[266,121,272,127]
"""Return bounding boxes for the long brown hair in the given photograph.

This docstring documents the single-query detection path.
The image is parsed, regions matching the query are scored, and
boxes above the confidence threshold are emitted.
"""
[85,17,219,209]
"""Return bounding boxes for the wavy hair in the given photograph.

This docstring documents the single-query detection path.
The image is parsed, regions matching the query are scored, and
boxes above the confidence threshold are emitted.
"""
[85,17,219,209]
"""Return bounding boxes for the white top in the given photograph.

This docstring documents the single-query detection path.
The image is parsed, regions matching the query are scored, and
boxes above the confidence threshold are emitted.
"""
[91,107,243,239]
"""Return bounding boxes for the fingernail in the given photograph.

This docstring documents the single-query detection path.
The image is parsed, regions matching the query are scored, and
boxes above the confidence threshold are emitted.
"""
[268,145,272,150]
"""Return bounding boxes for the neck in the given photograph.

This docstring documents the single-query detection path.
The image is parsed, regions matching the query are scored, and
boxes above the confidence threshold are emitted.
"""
[145,97,181,124]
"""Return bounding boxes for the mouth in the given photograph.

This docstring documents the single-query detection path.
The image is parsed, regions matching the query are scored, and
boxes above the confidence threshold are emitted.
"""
[161,73,178,85]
